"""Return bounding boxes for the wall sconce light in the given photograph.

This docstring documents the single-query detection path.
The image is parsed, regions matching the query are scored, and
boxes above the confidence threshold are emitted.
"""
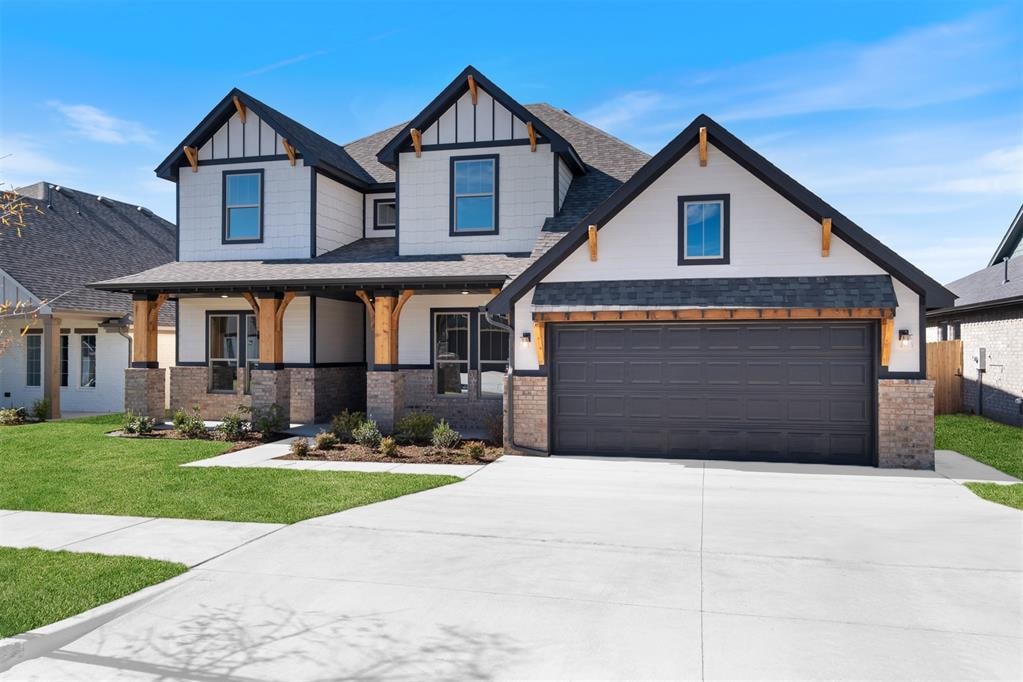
[520,332,531,347]
[898,329,912,348]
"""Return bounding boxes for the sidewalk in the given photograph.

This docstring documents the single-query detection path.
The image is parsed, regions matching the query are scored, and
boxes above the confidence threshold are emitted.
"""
[0,510,282,567]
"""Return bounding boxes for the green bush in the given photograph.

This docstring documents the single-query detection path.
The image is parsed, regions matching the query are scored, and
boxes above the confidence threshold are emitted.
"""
[431,420,461,450]
[30,398,50,422]
[465,440,486,459]
[122,411,156,435]
[216,406,250,441]
[171,407,207,439]
[313,430,339,450]
[289,438,310,458]
[0,407,27,426]
[379,436,398,456]
[251,404,285,440]
[330,410,365,443]
[393,411,435,445]
[353,420,382,448]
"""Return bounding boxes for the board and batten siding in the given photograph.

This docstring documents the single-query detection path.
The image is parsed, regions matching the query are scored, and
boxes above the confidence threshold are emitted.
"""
[398,144,555,256]
[178,159,311,261]
[315,172,362,255]
[315,298,364,364]
[513,142,923,374]
[178,297,310,365]
[197,110,286,160]
[421,88,532,145]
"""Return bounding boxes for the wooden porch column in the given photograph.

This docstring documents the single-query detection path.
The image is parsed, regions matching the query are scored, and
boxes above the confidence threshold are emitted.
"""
[254,293,295,367]
[131,293,167,367]
[41,315,61,419]
[356,289,412,368]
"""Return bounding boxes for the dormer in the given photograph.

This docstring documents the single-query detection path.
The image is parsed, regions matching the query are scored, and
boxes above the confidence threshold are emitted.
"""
[377,66,586,256]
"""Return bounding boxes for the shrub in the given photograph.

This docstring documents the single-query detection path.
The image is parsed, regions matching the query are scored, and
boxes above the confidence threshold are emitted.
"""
[431,420,461,450]
[172,406,207,439]
[314,430,339,450]
[393,411,435,445]
[485,414,504,446]
[352,419,382,448]
[30,398,50,422]
[216,406,250,442]
[251,404,286,440]
[0,407,27,426]
[330,410,365,443]
[465,440,486,459]
[289,438,310,458]
[122,411,156,435]
[379,436,398,456]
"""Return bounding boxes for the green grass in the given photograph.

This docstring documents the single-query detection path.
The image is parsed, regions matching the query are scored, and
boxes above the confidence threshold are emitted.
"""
[0,547,186,637]
[935,414,1023,510]
[0,415,459,523]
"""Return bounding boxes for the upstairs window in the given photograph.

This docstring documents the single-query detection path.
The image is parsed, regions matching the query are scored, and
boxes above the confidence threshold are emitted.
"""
[678,194,729,265]
[223,171,263,243]
[373,199,396,230]
[451,155,498,235]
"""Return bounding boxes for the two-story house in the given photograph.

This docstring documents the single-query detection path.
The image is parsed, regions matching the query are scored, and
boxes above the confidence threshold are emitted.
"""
[95,66,955,468]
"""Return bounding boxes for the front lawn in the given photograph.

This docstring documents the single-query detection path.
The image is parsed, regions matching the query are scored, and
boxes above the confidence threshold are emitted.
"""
[0,415,459,523]
[0,547,186,638]
[935,414,1023,510]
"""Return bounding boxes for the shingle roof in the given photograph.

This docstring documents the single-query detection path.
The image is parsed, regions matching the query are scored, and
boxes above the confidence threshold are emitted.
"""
[5,183,176,323]
[988,204,1023,267]
[532,276,899,310]
[940,256,1023,308]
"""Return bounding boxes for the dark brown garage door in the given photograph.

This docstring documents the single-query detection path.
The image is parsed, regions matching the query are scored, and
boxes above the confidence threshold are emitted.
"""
[549,321,876,465]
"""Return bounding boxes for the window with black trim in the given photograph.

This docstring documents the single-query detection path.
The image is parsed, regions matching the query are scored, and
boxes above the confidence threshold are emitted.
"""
[25,334,41,387]
[678,194,729,265]
[373,199,396,230]
[434,312,470,395]
[450,155,498,234]
[208,312,258,393]
[80,335,96,388]
[478,313,509,397]
[223,171,262,242]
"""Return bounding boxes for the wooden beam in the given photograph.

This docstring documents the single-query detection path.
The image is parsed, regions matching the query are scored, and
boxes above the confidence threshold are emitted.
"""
[588,225,598,261]
[373,293,396,366]
[182,146,198,173]
[355,289,375,325]
[489,287,502,295]
[698,127,708,166]
[389,290,413,362]
[532,320,545,365]
[880,315,894,367]
[467,75,478,105]
[274,292,296,329]
[281,138,296,166]
[232,95,247,123]
[526,121,536,152]
[533,307,893,323]
[132,295,167,365]
[241,293,259,314]
[410,128,422,158]
[821,217,832,257]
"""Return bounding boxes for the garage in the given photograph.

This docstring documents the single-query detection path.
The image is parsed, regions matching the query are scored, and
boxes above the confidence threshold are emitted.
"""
[549,321,876,465]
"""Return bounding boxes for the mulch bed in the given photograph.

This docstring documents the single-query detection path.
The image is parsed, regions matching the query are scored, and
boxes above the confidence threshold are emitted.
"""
[112,429,284,453]
[278,442,502,465]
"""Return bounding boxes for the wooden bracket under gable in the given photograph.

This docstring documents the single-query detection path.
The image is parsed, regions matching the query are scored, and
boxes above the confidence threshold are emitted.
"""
[182,146,198,173]
[588,225,598,261]
[821,218,832,257]
[698,127,708,166]
[526,122,536,152]
[467,75,478,105]
[232,95,247,123]
[281,138,297,166]
[410,128,422,158]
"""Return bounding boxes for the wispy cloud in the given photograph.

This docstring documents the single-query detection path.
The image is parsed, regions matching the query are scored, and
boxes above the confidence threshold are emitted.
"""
[49,102,154,144]
[0,135,77,187]
[241,50,328,77]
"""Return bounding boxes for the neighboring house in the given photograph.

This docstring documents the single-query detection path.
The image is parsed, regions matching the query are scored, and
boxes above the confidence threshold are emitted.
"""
[926,205,1023,426]
[0,183,176,416]
[94,66,954,468]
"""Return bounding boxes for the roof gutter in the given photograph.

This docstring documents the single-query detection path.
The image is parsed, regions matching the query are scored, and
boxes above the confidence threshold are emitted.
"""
[926,294,1023,318]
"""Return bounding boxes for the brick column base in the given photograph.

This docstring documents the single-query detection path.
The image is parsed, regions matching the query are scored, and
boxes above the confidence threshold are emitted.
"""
[504,374,549,455]
[250,369,291,423]
[124,368,166,418]
[878,379,935,469]
[367,370,405,434]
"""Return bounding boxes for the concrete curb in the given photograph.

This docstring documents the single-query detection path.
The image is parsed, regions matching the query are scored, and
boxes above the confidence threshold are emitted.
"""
[0,571,195,674]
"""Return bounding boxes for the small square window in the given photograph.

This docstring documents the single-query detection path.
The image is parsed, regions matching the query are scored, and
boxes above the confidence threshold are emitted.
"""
[224,171,262,242]
[678,195,729,265]
[373,199,396,230]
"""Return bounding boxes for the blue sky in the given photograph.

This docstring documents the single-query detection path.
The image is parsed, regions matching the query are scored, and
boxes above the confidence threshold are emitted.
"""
[1,0,1020,283]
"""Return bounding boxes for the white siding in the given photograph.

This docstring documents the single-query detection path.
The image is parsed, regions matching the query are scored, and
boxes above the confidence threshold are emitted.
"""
[493,102,512,141]
[396,293,493,365]
[557,155,572,210]
[178,296,310,365]
[515,142,923,373]
[282,296,310,364]
[315,172,362,254]
[422,85,529,146]
[178,159,311,261]
[364,192,395,238]
[398,143,555,255]
[456,91,475,141]
[198,111,282,160]
[315,298,364,363]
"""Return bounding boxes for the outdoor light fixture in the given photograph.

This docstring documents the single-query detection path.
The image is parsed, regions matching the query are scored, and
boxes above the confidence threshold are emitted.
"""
[898,329,912,347]
[460,290,469,295]
[520,332,531,347]
[220,294,229,299]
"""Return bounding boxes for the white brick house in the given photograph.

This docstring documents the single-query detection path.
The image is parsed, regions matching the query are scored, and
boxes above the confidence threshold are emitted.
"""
[95,66,954,467]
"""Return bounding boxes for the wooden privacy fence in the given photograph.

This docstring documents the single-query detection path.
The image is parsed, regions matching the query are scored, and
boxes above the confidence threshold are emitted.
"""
[927,340,963,414]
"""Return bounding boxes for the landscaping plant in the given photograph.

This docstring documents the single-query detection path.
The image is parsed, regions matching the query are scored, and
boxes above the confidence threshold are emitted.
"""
[172,407,207,439]
[379,436,398,456]
[330,409,365,443]
[465,441,486,459]
[30,398,50,422]
[353,419,382,448]
[393,411,435,445]
[289,438,310,458]
[314,430,339,450]
[122,411,156,435]
[251,404,285,440]
[216,406,250,441]
[0,407,27,426]
[431,420,461,450]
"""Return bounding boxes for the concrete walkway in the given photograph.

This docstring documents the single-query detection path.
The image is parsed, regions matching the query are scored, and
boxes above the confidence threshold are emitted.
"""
[4,455,1020,681]
[0,511,282,567]
[936,449,1022,484]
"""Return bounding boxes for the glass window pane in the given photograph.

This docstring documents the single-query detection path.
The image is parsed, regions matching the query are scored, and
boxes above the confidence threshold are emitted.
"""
[244,315,259,366]
[436,362,467,395]
[228,206,260,240]
[685,201,723,258]
[455,160,493,195]
[479,363,507,397]
[80,335,96,388]
[456,196,494,231]
[226,174,259,206]
[376,201,396,227]
[435,313,469,362]
[209,360,237,392]
[60,335,69,387]
[25,335,41,387]
[209,315,239,361]
[479,314,509,363]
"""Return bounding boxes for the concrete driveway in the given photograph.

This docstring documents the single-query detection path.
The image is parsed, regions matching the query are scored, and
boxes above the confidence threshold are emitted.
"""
[4,456,1021,681]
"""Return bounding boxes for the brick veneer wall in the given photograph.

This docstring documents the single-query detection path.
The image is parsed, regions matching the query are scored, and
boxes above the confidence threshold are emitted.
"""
[168,366,250,419]
[311,366,366,422]
[366,371,405,434]
[250,369,291,421]
[955,306,1022,426]
[402,369,502,433]
[877,379,935,469]
[124,368,166,417]
[503,374,548,454]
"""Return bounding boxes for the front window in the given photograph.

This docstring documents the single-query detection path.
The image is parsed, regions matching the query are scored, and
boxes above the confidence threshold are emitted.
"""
[79,335,96,388]
[60,335,69,387]
[208,313,257,393]
[434,312,469,395]
[478,313,509,397]
[224,171,262,242]
[679,195,729,264]
[451,156,497,233]
[25,334,41,387]
[373,199,396,230]
[244,315,259,393]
